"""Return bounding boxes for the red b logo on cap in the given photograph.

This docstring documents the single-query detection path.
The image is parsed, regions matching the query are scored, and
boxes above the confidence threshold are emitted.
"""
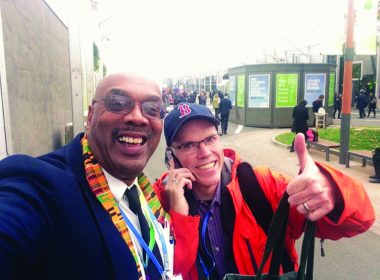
[178,104,191,118]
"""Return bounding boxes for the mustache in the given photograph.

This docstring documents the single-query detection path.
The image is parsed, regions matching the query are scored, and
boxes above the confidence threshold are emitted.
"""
[112,126,154,139]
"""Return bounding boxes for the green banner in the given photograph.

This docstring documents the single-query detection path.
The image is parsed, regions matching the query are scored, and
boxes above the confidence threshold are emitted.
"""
[328,73,335,106]
[276,73,298,107]
[237,75,245,107]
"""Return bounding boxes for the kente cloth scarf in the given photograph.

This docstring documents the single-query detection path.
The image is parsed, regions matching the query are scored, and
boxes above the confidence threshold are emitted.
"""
[81,135,168,279]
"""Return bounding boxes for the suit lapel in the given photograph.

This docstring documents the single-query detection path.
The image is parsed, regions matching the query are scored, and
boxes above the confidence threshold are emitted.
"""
[66,134,139,279]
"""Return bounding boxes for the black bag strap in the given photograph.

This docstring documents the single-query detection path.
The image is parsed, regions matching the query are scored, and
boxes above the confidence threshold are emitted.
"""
[255,192,316,280]
[237,162,294,272]
[237,162,274,233]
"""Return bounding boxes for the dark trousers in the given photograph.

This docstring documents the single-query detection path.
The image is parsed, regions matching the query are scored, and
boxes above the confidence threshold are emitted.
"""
[290,131,307,152]
[333,108,341,119]
[359,108,366,118]
[221,114,229,134]
[368,107,376,117]
[214,108,220,119]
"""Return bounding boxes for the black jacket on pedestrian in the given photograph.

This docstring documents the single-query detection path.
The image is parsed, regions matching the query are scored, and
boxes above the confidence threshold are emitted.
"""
[357,94,368,109]
[312,99,323,113]
[219,98,232,115]
[292,105,309,135]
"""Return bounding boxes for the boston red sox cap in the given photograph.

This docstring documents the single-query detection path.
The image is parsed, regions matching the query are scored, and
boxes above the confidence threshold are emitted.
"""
[164,102,220,146]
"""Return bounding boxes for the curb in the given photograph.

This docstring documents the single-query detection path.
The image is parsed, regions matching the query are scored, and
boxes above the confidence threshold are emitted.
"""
[272,133,374,167]
[271,135,291,150]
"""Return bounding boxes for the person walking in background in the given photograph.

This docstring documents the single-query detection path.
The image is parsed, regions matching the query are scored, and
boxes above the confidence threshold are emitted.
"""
[356,90,368,118]
[333,93,342,119]
[312,94,324,126]
[219,93,232,134]
[369,148,380,183]
[290,99,309,152]
[367,93,377,118]
[188,91,196,103]
[212,93,220,119]
[198,90,207,106]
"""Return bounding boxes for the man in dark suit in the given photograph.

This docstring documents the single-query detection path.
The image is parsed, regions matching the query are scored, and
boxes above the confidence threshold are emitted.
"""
[0,73,191,280]
[219,93,232,134]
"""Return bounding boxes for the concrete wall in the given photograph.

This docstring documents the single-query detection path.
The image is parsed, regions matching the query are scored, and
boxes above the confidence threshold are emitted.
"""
[0,0,72,156]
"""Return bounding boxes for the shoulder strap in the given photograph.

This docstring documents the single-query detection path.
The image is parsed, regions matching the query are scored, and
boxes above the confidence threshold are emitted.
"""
[236,162,273,234]
[236,162,294,272]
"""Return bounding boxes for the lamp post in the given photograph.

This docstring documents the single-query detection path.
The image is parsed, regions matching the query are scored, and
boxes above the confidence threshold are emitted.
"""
[339,0,355,164]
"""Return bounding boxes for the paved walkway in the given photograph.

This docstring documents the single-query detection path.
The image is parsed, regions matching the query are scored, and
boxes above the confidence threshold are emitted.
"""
[220,123,380,236]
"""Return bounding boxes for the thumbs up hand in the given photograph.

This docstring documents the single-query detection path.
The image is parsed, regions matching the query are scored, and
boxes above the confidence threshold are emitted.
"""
[286,133,336,221]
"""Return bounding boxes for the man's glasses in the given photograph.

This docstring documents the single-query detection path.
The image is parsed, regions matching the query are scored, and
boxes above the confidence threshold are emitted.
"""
[93,94,165,120]
[172,134,220,152]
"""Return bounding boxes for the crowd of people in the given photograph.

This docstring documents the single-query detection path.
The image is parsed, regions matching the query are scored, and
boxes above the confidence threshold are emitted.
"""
[162,88,233,135]
[0,73,375,280]
[355,88,377,118]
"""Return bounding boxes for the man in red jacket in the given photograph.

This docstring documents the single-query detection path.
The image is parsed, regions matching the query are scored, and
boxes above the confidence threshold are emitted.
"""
[154,103,375,280]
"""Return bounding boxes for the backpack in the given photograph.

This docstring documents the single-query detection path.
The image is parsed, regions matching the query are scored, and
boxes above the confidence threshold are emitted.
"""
[237,162,294,273]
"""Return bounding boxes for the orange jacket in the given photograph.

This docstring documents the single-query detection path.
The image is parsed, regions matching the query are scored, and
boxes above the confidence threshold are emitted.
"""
[153,149,375,280]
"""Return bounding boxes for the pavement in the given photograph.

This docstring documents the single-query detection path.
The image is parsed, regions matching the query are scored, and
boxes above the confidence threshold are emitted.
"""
[220,121,380,236]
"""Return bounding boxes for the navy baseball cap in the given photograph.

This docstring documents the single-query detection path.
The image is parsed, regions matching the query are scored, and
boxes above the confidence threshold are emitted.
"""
[164,103,220,146]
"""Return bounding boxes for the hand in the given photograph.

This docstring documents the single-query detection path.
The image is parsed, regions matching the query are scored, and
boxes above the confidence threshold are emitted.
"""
[164,157,195,216]
[286,133,335,221]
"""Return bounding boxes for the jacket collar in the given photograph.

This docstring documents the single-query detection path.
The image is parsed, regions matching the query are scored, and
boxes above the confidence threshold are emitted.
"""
[65,133,139,279]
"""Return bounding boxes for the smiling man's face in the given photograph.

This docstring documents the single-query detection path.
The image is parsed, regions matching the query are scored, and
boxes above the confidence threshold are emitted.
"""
[172,119,224,194]
[86,73,163,184]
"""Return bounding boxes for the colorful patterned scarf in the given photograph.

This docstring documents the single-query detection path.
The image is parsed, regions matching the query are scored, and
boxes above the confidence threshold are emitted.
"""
[81,135,168,279]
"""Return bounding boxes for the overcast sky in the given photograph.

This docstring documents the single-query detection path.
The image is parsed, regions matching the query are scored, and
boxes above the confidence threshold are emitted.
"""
[94,0,351,80]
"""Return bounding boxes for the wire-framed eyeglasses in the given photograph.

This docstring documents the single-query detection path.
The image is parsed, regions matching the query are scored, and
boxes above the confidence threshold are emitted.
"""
[172,134,220,152]
[93,92,165,120]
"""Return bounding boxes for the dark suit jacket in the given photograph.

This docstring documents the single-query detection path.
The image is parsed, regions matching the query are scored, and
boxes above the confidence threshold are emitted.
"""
[219,98,232,116]
[0,134,139,279]
[292,105,309,134]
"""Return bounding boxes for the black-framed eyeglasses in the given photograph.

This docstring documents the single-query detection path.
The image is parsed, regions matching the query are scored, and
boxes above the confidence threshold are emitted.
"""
[172,134,220,152]
[93,94,165,120]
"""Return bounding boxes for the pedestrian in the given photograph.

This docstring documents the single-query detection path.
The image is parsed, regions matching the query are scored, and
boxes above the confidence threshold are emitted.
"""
[290,99,309,152]
[312,94,324,126]
[219,93,232,134]
[212,93,220,119]
[154,103,374,280]
[198,90,207,106]
[367,94,377,118]
[356,91,368,118]
[162,89,170,108]
[333,93,342,119]
[369,148,380,183]
[189,91,196,103]
[0,73,190,280]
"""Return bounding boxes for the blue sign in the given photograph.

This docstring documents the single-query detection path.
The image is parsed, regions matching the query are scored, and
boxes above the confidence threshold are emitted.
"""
[304,73,326,106]
[249,74,270,108]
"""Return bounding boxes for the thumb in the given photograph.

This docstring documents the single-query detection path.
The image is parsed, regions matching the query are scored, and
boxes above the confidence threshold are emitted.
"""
[294,133,312,172]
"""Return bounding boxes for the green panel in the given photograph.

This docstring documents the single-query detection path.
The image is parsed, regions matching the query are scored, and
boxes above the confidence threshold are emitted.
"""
[237,75,245,107]
[328,73,335,106]
[276,73,298,108]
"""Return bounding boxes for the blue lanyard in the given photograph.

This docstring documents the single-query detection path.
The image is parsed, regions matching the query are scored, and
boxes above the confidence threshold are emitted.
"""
[120,208,168,277]
[198,210,215,280]
[145,202,170,271]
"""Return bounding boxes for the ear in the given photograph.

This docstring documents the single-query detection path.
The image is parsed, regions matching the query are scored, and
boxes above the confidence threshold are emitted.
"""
[86,105,94,132]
